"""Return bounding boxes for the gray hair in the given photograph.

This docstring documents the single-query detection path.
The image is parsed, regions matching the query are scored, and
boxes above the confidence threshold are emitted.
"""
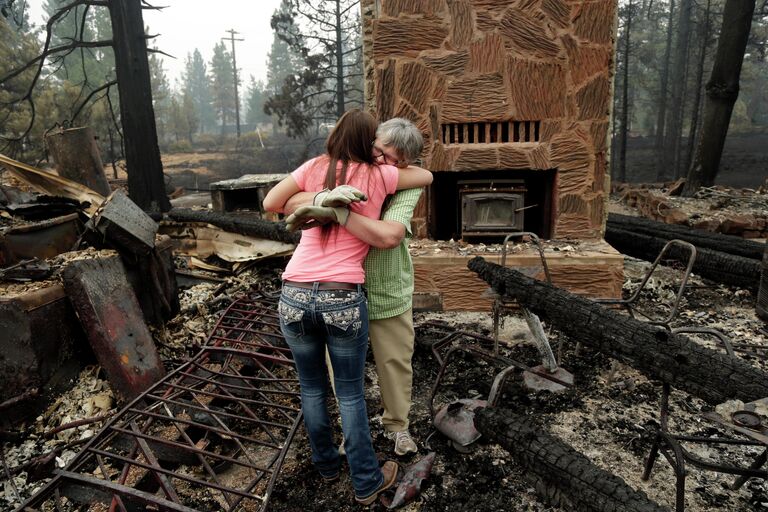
[376,118,424,164]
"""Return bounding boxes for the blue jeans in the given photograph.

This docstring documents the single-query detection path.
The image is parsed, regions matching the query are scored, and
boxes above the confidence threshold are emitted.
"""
[278,283,383,498]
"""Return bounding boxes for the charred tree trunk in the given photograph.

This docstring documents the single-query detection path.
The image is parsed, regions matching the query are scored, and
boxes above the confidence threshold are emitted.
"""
[475,408,669,512]
[654,0,675,179]
[607,213,765,260]
[684,0,713,174]
[467,256,768,404]
[45,127,112,197]
[683,0,757,196]
[167,208,300,244]
[605,226,761,290]
[661,0,693,180]
[109,0,171,213]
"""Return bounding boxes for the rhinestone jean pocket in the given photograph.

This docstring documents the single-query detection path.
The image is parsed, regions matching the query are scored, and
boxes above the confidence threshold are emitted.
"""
[279,300,305,323]
[322,305,362,340]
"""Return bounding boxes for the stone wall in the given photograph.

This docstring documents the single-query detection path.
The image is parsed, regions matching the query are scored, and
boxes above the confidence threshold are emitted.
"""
[362,0,617,239]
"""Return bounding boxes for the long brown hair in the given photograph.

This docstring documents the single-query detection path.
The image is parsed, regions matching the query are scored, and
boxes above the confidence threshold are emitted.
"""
[323,109,378,189]
[317,109,381,244]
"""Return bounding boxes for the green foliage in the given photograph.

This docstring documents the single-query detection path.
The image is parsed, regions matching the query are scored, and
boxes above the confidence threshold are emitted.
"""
[181,49,216,133]
[245,76,269,126]
[266,1,303,96]
[237,130,268,151]
[168,138,193,153]
[209,41,236,133]
[42,0,113,87]
[150,52,172,145]
[1,16,45,157]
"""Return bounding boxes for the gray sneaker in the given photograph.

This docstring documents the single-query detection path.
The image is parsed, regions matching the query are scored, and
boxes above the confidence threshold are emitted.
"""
[386,430,417,456]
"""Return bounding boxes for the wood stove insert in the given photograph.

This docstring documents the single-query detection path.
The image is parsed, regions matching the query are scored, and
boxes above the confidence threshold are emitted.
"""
[459,179,527,238]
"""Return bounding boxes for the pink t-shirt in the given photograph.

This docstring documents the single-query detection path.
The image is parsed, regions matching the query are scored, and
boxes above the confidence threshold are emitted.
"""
[282,156,399,284]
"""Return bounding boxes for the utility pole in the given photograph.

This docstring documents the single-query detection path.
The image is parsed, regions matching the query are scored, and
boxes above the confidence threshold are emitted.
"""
[222,29,244,138]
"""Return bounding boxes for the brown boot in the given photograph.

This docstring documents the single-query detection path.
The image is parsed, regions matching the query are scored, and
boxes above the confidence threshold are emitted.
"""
[355,460,399,505]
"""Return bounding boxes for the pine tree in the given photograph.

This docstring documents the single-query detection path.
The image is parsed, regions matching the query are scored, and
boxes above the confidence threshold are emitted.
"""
[181,49,215,134]
[181,91,198,142]
[266,0,302,96]
[245,76,268,127]
[149,53,171,145]
[168,94,185,143]
[0,14,43,157]
[42,0,100,86]
[209,42,236,134]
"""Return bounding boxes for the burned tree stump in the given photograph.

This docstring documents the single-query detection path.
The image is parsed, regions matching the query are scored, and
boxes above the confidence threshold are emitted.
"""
[62,254,165,400]
[167,208,300,245]
[45,127,112,197]
[605,226,760,290]
[607,213,765,261]
[468,256,768,404]
[475,408,669,512]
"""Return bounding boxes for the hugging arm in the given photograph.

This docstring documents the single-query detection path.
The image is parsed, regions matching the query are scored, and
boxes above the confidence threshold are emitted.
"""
[345,188,421,249]
[396,165,432,190]
[345,215,406,249]
[262,175,302,214]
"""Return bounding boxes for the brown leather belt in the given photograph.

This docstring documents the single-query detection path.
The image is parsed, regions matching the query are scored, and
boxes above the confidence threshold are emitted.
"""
[283,280,360,291]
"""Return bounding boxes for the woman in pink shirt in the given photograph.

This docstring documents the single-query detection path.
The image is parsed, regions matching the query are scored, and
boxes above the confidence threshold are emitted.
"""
[262,110,431,505]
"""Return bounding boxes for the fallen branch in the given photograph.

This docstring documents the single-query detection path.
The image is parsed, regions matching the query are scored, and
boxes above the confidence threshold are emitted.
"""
[475,408,669,512]
[467,256,768,404]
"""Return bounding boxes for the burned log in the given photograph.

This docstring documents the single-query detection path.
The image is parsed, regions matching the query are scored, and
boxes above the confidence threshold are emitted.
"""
[468,256,768,404]
[608,213,765,260]
[475,408,669,512]
[167,208,300,245]
[605,226,760,290]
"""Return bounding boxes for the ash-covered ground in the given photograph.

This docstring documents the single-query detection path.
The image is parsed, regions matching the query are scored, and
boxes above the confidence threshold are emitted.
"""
[3,189,768,511]
[266,256,768,512]
[6,255,766,512]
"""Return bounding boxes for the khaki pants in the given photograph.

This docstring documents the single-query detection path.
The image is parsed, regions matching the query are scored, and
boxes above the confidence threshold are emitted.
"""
[326,309,414,432]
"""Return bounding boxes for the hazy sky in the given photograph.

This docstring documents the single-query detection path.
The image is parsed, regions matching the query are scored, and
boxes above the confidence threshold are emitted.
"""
[26,0,284,88]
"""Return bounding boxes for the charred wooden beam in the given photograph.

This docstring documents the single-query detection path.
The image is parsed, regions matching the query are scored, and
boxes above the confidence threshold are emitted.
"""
[167,208,300,245]
[475,408,669,512]
[605,226,760,290]
[608,213,765,260]
[467,256,768,404]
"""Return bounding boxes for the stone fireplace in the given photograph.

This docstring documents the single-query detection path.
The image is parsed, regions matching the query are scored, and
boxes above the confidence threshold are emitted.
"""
[362,0,622,309]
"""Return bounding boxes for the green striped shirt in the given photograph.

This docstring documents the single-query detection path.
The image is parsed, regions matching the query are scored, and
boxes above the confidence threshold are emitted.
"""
[364,188,422,320]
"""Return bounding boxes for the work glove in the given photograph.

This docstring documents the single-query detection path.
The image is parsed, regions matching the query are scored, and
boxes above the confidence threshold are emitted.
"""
[313,185,367,207]
[285,205,350,232]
